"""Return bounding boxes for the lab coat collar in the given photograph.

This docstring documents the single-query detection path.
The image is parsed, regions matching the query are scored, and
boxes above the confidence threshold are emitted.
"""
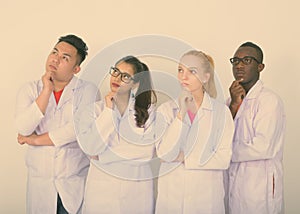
[37,75,81,91]
[56,76,82,108]
[173,92,213,111]
[200,92,213,111]
[174,92,213,125]
[37,75,82,108]
[191,92,213,124]
[234,80,263,120]
[244,79,264,100]
[114,95,136,119]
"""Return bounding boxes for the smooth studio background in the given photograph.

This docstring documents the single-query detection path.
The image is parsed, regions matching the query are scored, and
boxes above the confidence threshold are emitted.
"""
[1,0,299,213]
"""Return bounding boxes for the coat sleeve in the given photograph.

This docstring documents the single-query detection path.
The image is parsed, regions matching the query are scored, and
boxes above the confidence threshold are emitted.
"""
[15,82,44,136]
[97,106,156,164]
[195,107,234,169]
[74,102,108,155]
[231,94,285,162]
[50,83,100,147]
[155,103,189,162]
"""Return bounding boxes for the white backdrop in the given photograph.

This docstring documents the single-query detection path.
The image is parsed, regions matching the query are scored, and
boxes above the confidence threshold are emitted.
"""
[1,0,299,213]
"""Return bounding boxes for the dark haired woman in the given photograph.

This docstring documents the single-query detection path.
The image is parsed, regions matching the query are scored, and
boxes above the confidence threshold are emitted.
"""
[75,56,157,213]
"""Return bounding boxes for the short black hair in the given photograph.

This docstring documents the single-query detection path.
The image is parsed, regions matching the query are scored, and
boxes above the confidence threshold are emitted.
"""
[240,41,263,63]
[58,34,88,65]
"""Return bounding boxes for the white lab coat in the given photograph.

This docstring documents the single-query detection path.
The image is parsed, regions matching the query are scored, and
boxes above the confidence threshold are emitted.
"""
[15,76,100,214]
[227,80,286,214]
[155,93,234,214]
[75,97,156,214]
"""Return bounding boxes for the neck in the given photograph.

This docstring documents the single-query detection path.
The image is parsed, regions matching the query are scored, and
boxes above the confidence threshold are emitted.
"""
[191,89,204,108]
[53,78,72,92]
[114,92,131,116]
[241,78,259,94]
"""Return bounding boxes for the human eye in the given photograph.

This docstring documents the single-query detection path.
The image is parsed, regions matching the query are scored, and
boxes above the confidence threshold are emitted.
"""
[122,73,132,81]
[178,67,183,73]
[189,69,197,74]
[111,68,119,75]
[243,57,252,64]
[62,55,70,62]
[230,57,239,65]
[51,49,58,55]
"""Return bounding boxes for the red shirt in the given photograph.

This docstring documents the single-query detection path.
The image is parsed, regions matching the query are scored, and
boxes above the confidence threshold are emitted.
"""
[53,89,64,104]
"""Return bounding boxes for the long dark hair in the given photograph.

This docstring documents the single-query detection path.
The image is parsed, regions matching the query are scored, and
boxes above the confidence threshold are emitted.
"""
[115,56,157,128]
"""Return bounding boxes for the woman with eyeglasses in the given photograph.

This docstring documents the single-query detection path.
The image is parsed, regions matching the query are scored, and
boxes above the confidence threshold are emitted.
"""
[155,50,234,214]
[75,56,157,213]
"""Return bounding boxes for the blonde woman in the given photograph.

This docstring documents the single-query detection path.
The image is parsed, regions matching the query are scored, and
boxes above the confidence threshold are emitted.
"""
[155,50,234,213]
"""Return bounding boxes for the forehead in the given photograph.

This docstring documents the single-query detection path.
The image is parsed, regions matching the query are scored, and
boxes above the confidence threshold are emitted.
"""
[234,46,258,58]
[54,41,78,56]
[116,62,135,76]
[179,54,203,68]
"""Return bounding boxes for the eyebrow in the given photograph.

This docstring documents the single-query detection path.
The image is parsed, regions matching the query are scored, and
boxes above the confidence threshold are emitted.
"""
[53,47,72,58]
[114,67,132,76]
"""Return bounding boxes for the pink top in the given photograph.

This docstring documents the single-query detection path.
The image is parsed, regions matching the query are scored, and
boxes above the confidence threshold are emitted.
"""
[187,110,196,123]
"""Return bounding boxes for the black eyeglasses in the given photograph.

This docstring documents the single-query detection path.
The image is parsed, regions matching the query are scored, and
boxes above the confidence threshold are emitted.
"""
[230,56,260,66]
[109,67,134,83]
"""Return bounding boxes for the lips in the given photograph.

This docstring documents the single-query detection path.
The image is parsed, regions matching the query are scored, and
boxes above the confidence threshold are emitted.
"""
[235,70,245,76]
[49,64,57,71]
[112,82,120,88]
[181,82,189,87]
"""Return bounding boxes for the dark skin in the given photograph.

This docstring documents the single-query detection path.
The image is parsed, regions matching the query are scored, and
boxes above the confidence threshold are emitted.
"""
[229,46,265,118]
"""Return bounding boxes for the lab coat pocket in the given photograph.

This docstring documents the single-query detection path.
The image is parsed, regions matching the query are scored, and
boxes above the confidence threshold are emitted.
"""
[239,164,267,204]
[267,168,283,213]
[25,146,50,177]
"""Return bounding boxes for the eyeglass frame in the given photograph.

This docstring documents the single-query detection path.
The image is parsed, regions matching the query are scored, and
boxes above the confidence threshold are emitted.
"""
[109,66,135,83]
[229,56,261,66]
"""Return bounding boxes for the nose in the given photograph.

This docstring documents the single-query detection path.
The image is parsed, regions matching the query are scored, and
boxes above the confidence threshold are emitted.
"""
[113,74,122,82]
[181,70,189,80]
[235,60,244,68]
[52,54,59,64]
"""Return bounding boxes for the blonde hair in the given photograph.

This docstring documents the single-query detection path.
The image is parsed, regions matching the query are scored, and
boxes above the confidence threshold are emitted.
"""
[182,50,217,98]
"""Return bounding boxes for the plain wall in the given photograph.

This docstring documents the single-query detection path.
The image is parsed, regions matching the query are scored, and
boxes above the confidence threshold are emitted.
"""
[1,0,299,213]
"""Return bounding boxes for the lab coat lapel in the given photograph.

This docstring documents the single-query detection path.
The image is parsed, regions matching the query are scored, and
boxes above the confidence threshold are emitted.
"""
[234,80,263,121]
[191,93,211,124]
[56,76,79,109]
[184,93,211,159]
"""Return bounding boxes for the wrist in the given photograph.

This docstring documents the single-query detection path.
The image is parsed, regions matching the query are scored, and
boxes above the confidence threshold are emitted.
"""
[229,101,241,109]
[41,87,53,95]
[177,112,182,120]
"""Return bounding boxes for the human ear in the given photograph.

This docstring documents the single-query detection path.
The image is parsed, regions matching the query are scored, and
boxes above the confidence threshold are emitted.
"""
[258,63,265,72]
[202,72,210,83]
[73,65,81,74]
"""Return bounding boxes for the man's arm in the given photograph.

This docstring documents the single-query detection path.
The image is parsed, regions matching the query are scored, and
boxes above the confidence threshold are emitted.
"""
[35,71,54,114]
[229,79,245,118]
[18,133,54,146]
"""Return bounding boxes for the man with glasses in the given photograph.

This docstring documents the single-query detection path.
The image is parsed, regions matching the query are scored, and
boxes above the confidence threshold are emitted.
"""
[226,42,285,214]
